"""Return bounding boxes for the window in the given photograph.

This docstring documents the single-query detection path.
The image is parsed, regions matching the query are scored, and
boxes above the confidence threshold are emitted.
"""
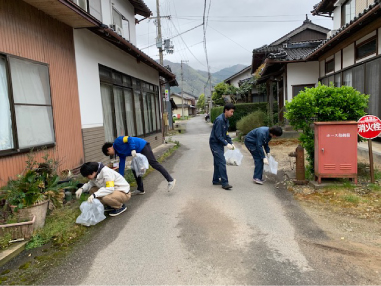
[292,84,315,98]
[99,65,161,140]
[72,0,88,11]
[356,37,377,60]
[341,0,355,26]
[0,55,55,153]
[325,59,335,74]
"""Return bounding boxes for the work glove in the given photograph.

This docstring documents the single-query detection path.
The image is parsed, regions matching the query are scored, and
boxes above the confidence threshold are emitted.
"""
[87,194,96,203]
[131,150,137,157]
[264,157,269,165]
[267,153,270,158]
[75,188,83,199]
[227,144,234,150]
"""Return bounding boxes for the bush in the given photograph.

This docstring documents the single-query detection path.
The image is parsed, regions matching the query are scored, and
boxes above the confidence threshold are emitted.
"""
[236,110,267,135]
[210,102,278,130]
[285,83,369,173]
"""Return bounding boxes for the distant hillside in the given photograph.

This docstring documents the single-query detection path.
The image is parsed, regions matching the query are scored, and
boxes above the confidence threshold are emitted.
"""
[212,64,247,83]
[163,60,248,98]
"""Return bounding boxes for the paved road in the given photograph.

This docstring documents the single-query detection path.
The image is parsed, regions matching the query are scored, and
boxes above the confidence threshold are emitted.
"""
[39,115,371,285]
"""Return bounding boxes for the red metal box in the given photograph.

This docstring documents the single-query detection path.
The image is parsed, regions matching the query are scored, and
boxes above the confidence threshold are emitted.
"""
[314,121,358,184]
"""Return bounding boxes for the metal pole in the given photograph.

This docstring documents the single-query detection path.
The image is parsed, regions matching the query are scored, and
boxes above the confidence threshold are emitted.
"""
[369,139,375,183]
[156,0,163,65]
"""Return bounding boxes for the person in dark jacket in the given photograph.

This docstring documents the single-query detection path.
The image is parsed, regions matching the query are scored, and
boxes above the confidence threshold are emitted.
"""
[209,103,235,190]
[102,136,176,195]
[244,126,282,185]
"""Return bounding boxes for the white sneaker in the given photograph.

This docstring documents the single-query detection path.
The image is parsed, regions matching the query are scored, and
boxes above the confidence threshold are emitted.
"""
[253,178,264,185]
[168,179,176,192]
[131,190,145,195]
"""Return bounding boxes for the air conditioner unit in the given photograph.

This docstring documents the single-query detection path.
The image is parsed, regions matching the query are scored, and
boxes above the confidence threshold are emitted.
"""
[115,25,123,36]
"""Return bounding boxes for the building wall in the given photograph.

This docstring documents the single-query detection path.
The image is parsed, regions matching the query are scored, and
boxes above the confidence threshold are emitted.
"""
[0,0,84,185]
[73,29,159,129]
[229,70,252,88]
[100,0,136,44]
[342,43,355,69]
[286,62,319,102]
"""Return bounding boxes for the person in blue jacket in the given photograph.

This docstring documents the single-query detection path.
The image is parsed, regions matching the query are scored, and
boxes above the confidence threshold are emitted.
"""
[209,103,235,190]
[102,136,176,195]
[244,126,283,185]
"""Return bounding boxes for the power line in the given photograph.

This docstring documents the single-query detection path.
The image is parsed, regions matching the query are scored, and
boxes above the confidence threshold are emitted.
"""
[140,23,203,50]
[208,25,251,53]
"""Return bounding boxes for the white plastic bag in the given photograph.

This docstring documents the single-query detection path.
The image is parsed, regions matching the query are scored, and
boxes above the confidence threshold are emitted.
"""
[131,153,149,177]
[224,149,243,166]
[76,199,106,226]
[264,155,278,175]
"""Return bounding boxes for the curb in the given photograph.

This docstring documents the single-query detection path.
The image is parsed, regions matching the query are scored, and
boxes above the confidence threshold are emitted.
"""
[0,241,27,268]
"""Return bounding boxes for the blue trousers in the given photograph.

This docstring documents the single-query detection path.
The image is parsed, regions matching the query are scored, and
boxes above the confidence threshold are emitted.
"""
[245,141,264,180]
[210,143,229,186]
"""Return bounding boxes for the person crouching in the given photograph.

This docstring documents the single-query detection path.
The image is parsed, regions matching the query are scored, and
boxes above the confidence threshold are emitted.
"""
[76,162,131,216]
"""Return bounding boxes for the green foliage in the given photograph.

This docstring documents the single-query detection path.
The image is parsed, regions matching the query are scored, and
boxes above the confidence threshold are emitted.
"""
[26,201,86,249]
[0,150,77,210]
[210,102,278,131]
[236,110,267,135]
[212,82,238,105]
[285,83,369,172]
[196,93,205,111]
[0,232,12,249]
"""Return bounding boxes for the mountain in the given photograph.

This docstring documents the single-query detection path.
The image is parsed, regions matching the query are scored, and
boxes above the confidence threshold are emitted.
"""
[163,60,248,98]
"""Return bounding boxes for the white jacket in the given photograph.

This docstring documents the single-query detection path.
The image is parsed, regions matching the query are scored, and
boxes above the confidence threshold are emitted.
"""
[82,166,130,198]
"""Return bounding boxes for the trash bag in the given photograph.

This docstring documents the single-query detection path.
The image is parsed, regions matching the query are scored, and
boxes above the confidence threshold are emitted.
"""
[264,155,278,175]
[76,199,106,226]
[224,149,243,166]
[131,153,149,177]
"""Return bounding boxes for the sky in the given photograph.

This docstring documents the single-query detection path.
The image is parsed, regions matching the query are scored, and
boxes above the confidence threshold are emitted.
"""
[135,0,333,73]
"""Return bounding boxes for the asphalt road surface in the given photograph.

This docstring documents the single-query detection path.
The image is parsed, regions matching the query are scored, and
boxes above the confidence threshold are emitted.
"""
[38,115,372,285]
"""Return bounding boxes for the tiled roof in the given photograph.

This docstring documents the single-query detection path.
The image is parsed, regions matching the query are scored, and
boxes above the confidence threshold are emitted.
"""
[128,0,152,18]
[311,0,335,15]
[307,0,381,60]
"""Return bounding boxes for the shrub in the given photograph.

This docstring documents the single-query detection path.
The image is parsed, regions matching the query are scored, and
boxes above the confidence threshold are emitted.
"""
[285,83,369,173]
[210,102,278,130]
[236,110,267,135]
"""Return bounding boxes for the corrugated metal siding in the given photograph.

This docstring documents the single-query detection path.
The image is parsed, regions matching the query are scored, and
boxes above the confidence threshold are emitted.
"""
[0,0,84,186]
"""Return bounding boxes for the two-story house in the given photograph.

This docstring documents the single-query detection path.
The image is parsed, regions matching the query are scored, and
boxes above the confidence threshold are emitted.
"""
[0,0,176,185]
[170,93,195,118]
[309,0,381,118]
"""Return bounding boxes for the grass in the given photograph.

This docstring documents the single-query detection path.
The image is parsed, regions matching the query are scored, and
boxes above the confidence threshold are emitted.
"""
[293,162,381,220]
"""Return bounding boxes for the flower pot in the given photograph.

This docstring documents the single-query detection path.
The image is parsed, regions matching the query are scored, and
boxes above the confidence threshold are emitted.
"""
[0,215,35,240]
[11,200,49,230]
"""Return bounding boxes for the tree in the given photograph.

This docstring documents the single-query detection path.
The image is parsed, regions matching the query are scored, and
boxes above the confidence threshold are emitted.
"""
[212,82,237,105]
[196,93,206,112]
[285,83,369,174]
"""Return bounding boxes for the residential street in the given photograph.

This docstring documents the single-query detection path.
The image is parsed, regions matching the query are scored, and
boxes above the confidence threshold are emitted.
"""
[38,115,379,285]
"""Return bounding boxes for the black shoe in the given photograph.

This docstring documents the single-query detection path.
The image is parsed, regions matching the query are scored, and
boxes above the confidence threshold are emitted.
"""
[222,184,232,190]
[109,204,127,217]
[104,205,115,212]
[213,181,222,185]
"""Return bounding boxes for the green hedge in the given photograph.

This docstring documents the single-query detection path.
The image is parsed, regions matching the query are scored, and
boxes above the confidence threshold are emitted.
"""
[210,102,278,130]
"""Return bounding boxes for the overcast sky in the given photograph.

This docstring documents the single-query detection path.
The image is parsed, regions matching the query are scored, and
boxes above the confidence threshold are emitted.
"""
[136,0,333,73]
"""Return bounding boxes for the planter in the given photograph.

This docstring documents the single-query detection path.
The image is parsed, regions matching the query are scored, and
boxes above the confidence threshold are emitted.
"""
[0,215,35,240]
[11,200,49,230]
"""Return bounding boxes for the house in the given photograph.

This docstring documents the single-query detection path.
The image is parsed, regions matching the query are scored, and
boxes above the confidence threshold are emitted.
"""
[170,93,195,117]
[252,16,330,122]
[0,0,176,186]
[308,0,381,118]
[224,65,260,103]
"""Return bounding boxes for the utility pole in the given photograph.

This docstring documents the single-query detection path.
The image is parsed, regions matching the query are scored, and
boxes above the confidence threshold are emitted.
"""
[181,60,188,119]
[156,0,163,65]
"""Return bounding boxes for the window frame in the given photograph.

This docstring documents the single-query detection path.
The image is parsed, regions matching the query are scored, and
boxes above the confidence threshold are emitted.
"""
[99,65,161,141]
[292,84,315,98]
[356,36,377,60]
[0,54,56,157]
[325,58,335,74]
[341,0,355,27]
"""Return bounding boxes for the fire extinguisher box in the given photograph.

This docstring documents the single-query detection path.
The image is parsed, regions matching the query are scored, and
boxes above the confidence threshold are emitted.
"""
[314,121,358,184]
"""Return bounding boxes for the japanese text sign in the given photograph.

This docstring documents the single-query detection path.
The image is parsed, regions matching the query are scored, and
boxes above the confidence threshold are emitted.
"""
[358,115,381,139]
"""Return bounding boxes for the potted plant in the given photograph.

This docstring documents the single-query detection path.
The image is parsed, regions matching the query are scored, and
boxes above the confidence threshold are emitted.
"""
[1,169,76,230]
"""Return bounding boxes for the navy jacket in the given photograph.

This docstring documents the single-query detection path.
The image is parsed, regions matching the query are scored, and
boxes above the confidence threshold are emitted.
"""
[209,113,232,147]
[245,127,271,159]
[113,136,147,176]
